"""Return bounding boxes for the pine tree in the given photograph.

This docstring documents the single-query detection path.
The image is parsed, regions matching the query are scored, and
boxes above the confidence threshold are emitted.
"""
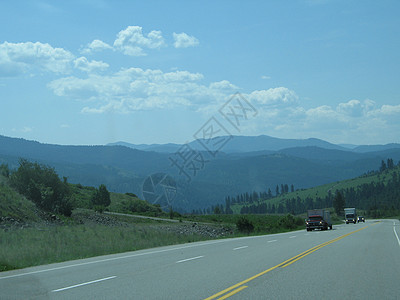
[333,191,345,215]
[380,160,387,172]
[91,184,111,211]
[387,158,394,169]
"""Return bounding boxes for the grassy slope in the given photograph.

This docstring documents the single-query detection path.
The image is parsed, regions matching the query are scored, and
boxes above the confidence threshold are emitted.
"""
[0,175,39,222]
[0,180,205,271]
[69,183,160,216]
[231,166,400,213]
[0,179,205,271]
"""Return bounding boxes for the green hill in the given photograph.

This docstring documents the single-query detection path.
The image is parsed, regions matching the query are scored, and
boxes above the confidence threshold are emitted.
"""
[232,164,400,217]
[68,183,163,216]
[0,161,163,224]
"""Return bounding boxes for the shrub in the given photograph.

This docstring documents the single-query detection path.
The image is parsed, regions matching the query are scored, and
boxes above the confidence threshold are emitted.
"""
[278,214,297,229]
[93,205,105,213]
[236,216,254,233]
[10,159,72,216]
[91,184,111,210]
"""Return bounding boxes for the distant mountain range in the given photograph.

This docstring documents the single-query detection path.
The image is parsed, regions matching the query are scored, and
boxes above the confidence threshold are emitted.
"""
[1,134,400,212]
[107,135,347,153]
[107,135,400,153]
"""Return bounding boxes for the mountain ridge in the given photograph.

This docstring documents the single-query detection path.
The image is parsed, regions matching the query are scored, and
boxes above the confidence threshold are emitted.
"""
[1,134,400,212]
[107,134,400,154]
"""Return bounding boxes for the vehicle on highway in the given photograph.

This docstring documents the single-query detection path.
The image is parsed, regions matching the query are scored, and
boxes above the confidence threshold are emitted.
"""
[344,208,357,224]
[357,216,365,223]
[305,209,332,231]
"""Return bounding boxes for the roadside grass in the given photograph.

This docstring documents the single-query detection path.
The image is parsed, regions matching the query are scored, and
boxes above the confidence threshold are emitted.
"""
[0,175,306,273]
[0,211,309,272]
[108,193,163,216]
[181,214,305,234]
[0,223,208,272]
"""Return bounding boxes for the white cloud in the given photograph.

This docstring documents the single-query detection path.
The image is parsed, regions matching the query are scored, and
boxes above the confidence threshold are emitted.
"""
[337,99,364,117]
[237,92,400,144]
[81,28,199,56]
[12,126,33,133]
[173,32,199,48]
[247,87,298,107]
[80,39,112,54]
[11,24,388,145]
[209,80,238,90]
[21,126,33,133]
[74,57,109,73]
[113,26,165,56]
[0,41,74,76]
[47,58,400,144]
[306,105,336,118]
[371,104,400,116]
[47,67,242,113]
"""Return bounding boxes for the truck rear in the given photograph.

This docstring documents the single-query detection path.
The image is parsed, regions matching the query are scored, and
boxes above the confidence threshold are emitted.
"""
[344,208,357,224]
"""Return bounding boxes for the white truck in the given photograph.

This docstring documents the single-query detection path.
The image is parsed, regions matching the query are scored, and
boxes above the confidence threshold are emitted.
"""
[306,209,332,231]
[344,208,357,224]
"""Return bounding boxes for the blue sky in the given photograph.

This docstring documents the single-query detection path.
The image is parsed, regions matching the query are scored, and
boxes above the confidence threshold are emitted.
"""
[0,0,399,146]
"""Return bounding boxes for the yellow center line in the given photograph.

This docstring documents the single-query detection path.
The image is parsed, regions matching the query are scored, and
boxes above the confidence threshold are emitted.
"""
[205,225,369,300]
[218,286,248,300]
[203,265,279,300]
[281,226,366,268]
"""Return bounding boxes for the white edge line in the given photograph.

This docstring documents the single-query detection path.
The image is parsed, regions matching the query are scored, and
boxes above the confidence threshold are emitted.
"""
[268,240,277,243]
[176,256,204,264]
[0,230,302,280]
[52,276,116,292]
[393,222,400,248]
[289,236,296,239]
[0,240,224,280]
[233,246,248,250]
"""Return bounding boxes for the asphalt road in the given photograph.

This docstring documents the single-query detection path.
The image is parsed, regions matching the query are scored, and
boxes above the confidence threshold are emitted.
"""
[1,219,399,299]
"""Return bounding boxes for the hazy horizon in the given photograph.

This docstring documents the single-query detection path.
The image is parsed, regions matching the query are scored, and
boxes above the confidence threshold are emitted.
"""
[2,133,399,149]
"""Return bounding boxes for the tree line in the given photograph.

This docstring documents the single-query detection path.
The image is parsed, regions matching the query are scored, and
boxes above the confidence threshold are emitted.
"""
[237,159,399,216]
[192,183,296,215]
[226,184,293,214]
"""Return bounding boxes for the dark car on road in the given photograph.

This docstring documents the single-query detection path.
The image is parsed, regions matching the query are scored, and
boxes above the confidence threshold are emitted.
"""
[357,216,365,223]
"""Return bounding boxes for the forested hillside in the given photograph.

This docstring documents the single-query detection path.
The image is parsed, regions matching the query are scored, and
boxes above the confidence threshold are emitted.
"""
[2,135,400,212]
[230,159,400,217]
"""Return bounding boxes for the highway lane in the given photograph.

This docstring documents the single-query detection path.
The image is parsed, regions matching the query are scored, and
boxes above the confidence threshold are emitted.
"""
[1,219,399,299]
[208,219,400,299]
